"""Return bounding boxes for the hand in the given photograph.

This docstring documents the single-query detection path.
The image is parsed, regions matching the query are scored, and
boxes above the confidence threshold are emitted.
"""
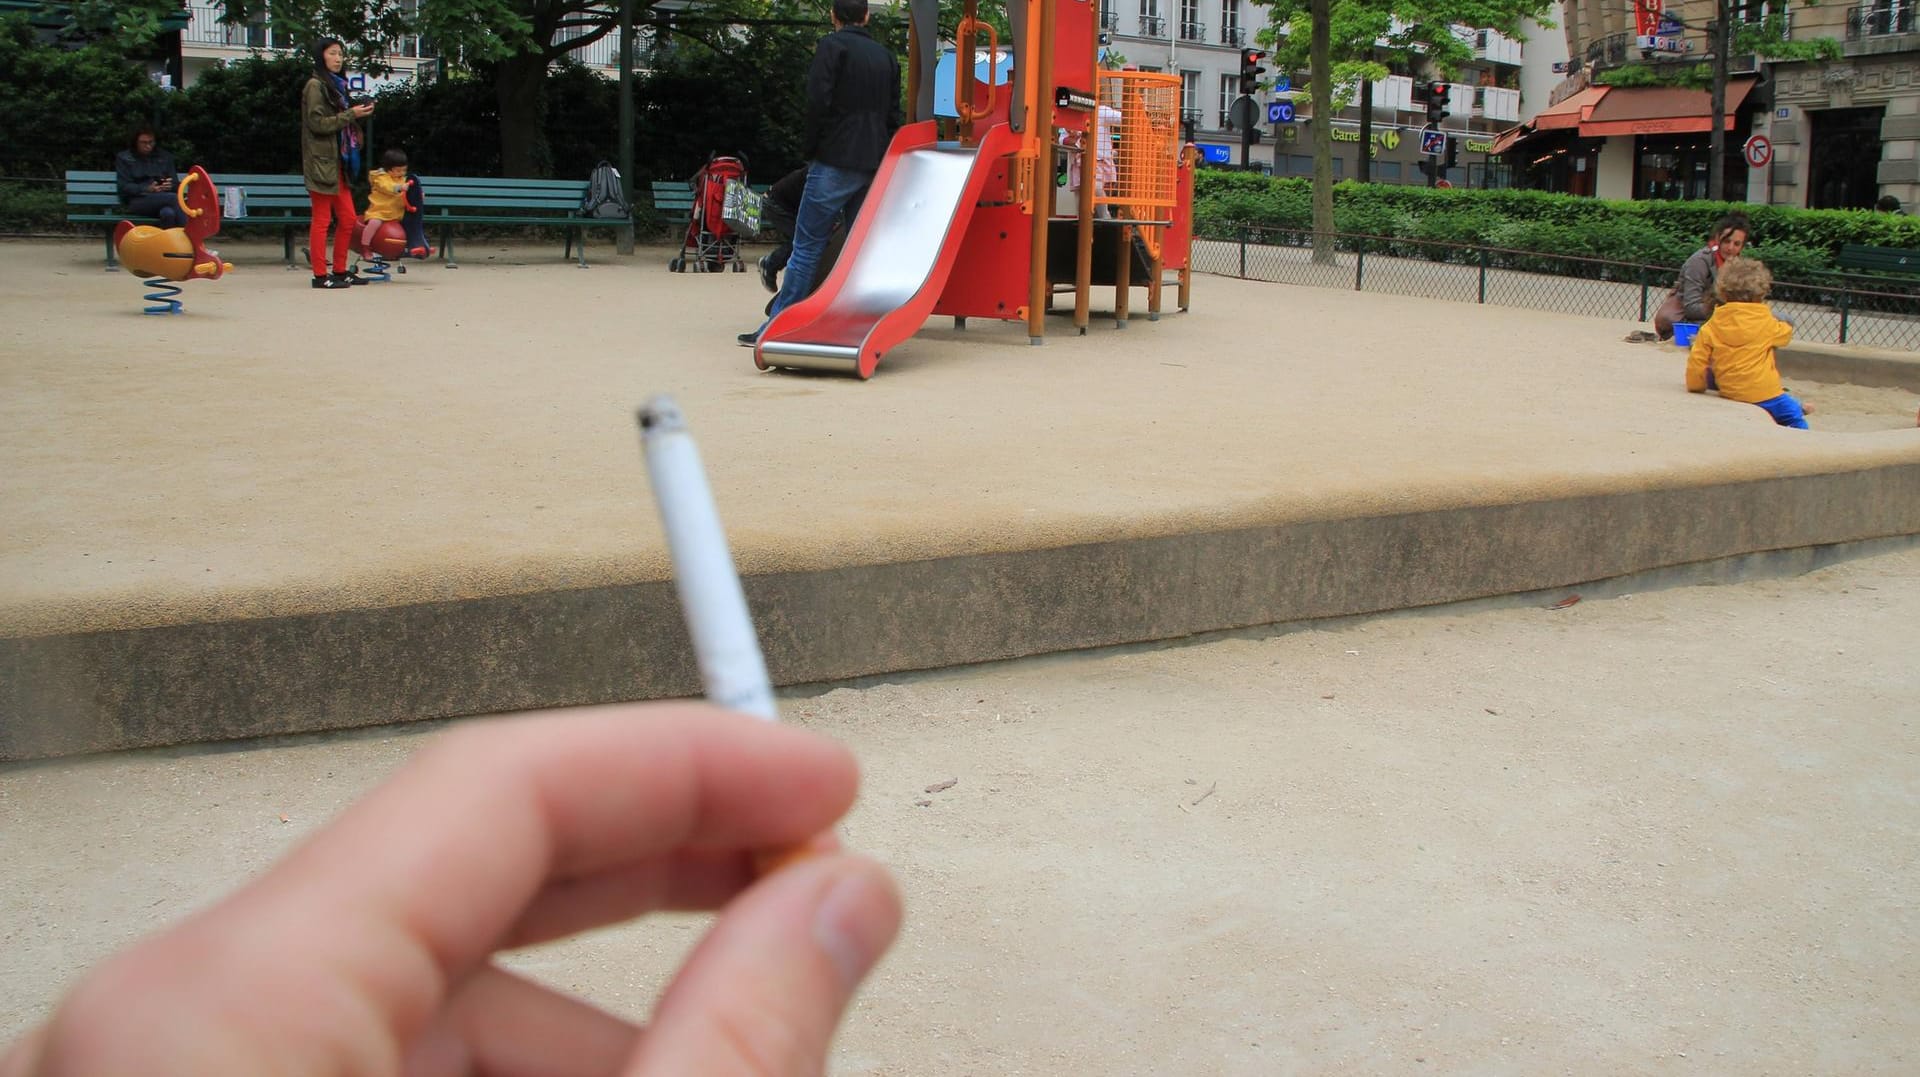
[0,705,902,1076]
[352,102,376,118]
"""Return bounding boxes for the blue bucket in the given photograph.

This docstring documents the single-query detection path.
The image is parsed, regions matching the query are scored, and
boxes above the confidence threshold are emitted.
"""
[1672,322,1700,348]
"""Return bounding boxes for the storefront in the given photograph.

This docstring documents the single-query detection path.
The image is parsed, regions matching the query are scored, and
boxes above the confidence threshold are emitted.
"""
[1492,78,1758,200]
[1273,121,1503,187]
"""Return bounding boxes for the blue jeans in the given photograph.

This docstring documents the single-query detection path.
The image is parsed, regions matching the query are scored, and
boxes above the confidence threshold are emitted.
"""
[1756,392,1809,429]
[754,161,873,336]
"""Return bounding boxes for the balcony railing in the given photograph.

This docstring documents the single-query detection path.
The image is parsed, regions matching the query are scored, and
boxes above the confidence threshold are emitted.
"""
[1220,25,1244,45]
[1846,3,1915,38]
[1100,10,1120,31]
[1139,15,1167,37]
[1181,107,1204,128]
[1584,29,1630,71]
[1179,20,1206,40]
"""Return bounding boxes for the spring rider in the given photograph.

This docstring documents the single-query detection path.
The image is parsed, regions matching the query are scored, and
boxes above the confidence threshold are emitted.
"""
[350,217,413,283]
[112,165,232,314]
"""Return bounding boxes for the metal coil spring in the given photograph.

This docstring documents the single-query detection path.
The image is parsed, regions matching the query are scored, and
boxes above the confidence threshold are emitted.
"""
[141,277,184,315]
[359,256,393,284]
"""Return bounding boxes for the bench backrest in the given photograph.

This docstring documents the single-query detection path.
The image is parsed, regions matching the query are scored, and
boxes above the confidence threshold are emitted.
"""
[65,170,312,214]
[419,176,588,211]
[65,169,633,217]
[650,180,697,214]
[1837,243,1919,275]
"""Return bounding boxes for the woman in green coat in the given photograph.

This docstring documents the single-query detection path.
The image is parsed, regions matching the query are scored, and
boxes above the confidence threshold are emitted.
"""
[303,37,375,289]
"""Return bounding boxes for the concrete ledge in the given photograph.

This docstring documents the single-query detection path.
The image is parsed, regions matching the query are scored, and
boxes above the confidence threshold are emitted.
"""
[8,461,1920,760]
[1780,341,1920,392]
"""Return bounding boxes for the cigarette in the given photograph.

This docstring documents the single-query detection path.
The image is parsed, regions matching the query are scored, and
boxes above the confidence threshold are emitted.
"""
[636,396,778,722]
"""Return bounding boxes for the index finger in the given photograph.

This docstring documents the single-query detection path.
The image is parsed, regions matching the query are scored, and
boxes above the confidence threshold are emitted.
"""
[99,705,859,1059]
[276,704,855,962]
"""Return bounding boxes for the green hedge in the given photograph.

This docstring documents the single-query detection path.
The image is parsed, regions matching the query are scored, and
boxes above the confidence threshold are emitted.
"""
[1193,170,1920,280]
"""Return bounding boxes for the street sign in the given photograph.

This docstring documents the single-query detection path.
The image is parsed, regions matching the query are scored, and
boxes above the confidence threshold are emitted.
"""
[1743,134,1773,169]
[1272,75,1291,94]
[1229,95,1259,131]
[1267,100,1294,124]
[1419,127,1446,156]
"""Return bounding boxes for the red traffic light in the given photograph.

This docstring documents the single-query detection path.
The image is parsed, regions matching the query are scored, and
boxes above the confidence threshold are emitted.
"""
[1427,81,1450,100]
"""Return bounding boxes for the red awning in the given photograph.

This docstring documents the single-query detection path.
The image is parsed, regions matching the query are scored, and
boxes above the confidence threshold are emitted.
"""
[1488,86,1610,154]
[1578,77,1757,137]
[1534,86,1610,130]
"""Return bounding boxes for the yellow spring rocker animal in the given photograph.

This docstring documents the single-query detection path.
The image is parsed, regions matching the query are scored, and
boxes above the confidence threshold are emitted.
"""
[113,165,233,314]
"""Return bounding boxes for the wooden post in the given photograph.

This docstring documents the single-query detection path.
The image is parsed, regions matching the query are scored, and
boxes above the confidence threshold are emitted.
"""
[1026,0,1057,345]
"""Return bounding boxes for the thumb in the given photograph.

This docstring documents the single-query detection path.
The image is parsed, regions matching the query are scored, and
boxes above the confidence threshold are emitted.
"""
[630,854,901,1076]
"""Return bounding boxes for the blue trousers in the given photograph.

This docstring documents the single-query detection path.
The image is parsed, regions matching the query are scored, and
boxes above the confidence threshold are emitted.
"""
[754,161,873,336]
[1755,393,1809,429]
[1706,372,1808,429]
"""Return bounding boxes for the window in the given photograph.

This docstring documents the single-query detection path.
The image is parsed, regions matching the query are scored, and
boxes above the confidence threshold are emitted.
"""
[1288,154,1313,175]
[1218,73,1237,128]
[1219,0,1242,44]
[1179,0,1203,40]
[1377,160,1403,181]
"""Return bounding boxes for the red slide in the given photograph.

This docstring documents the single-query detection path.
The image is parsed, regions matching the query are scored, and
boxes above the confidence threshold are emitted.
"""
[754,119,1019,379]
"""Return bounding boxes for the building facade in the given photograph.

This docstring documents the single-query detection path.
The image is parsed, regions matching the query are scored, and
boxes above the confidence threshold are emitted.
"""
[1098,1,1555,186]
[1509,0,1918,207]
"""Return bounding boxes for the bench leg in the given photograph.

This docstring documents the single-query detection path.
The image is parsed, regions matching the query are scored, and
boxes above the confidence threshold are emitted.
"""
[284,226,298,270]
[103,228,120,272]
[441,224,457,269]
[574,227,588,268]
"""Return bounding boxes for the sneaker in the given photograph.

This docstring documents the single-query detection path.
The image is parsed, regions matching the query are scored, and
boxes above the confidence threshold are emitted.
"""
[312,274,349,290]
[757,255,778,294]
[408,246,432,259]
[1622,330,1659,343]
[333,271,369,287]
[737,331,760,348]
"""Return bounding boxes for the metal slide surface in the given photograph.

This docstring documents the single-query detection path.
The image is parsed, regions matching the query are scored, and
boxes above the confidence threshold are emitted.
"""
[756,122,1015,377]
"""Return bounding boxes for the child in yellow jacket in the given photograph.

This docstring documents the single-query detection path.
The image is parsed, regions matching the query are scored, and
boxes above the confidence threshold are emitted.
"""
[1686,257,1806,429]
[367,148,431,258]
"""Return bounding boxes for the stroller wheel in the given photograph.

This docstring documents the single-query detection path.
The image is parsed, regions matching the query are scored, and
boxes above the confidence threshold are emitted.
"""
[669,257,684,272]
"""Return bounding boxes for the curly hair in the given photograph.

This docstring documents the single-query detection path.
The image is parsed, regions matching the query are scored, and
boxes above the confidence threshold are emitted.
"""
[1715,257,1772,303]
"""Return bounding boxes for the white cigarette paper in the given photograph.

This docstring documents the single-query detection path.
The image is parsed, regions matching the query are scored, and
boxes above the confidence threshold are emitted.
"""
[637,396,779,721]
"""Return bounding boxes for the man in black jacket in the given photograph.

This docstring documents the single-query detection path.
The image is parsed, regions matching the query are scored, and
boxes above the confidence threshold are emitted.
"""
[740,0,901,346]
[115,127,183,227]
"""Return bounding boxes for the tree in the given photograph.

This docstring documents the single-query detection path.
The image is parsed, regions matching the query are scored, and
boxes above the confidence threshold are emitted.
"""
[1254,0,1553,262]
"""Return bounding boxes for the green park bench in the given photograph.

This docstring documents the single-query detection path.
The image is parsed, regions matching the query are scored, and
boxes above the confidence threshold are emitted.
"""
[650,179,698,232]
[66,171,313,269]
[68,170,631,270]
[1835,243,1920,284]
[416,175,630,268]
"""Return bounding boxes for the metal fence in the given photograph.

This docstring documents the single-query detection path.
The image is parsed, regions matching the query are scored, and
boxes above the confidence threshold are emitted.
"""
[1194,224,1920,352]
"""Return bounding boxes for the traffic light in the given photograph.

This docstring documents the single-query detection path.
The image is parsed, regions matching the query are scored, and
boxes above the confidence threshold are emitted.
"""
[1239,48,1267,96]
[1422,80,1451,123]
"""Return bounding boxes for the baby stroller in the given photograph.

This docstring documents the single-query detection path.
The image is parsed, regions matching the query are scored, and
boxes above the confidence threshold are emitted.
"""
[669,152,748,273]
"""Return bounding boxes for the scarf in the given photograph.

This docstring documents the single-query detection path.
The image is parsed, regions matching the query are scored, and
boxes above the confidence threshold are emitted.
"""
[327,72,363,178]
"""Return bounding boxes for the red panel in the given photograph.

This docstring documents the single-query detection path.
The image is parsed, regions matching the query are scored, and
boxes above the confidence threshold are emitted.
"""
[1163,149,1195,271]
[933,201,1034,320]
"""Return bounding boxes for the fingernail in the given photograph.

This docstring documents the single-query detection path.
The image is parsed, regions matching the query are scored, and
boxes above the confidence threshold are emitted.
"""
[812,869,891,991]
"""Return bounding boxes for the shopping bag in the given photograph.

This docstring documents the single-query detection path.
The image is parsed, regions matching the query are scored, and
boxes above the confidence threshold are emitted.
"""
[720,178,762,236]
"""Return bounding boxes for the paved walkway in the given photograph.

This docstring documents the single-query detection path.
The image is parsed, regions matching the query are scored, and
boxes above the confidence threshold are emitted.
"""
[3,237,1919,757]
[5,545,1918,1072]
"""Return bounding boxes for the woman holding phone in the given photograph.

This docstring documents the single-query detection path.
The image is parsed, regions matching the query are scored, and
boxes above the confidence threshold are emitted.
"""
[302,37,374,289]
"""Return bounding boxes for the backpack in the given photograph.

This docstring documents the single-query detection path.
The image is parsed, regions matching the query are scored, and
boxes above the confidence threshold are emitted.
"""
[581,160,630,219]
